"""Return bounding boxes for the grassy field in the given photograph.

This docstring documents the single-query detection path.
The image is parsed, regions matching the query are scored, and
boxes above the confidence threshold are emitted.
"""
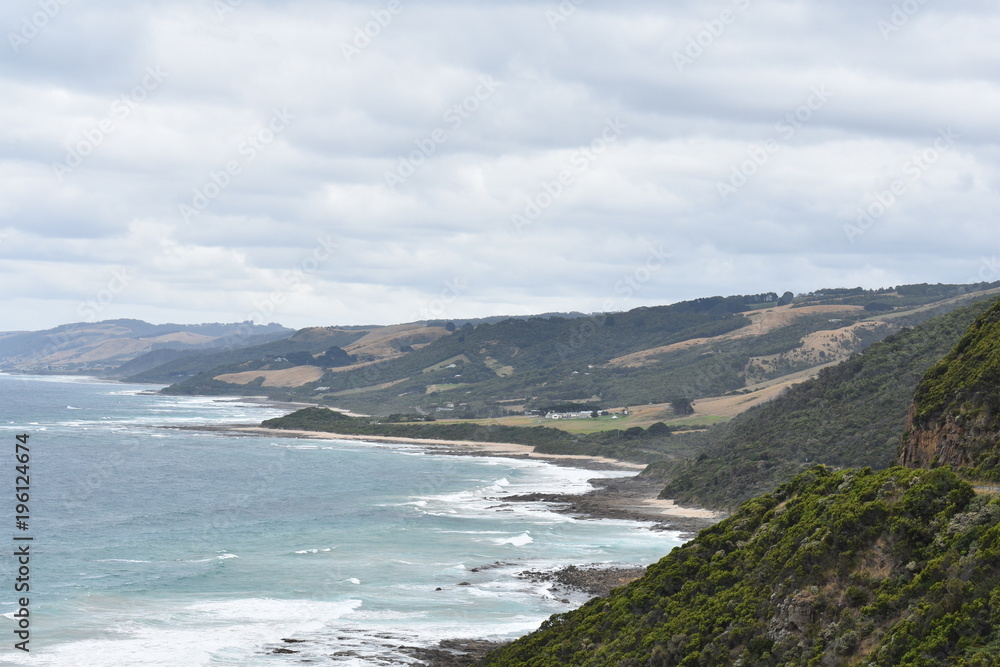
[431,400,734,434]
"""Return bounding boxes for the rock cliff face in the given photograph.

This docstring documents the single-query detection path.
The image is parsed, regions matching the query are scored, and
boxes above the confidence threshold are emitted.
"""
[899,298,1000,479]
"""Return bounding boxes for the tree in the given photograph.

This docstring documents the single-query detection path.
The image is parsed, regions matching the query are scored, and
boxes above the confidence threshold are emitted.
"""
[671,398,695,416]
[319,345,355,367]
[445,321,457,332]
[284,351,317,366]
[777,291,795,306]
[647,421,672,437]
[864,302,895,312]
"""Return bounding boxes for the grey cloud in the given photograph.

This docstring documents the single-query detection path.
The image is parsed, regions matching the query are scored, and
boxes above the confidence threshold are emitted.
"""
[1,0,998,330]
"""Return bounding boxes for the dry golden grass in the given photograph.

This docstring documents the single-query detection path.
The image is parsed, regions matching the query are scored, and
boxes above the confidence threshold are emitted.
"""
[344,324,451,360]
[745,320,890,381]
[214,365,324,387]
[606,304,866,368]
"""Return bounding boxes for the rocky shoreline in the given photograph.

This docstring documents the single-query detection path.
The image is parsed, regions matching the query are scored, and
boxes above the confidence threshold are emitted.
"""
[502,475,719,538]
[175,422,722,665]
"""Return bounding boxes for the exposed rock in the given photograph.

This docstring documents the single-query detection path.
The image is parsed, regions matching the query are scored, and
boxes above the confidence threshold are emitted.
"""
[518,564,648,598]
[769,591,819,638]
[404,639,507,666]
[898,298,1000,477]
[898,406,984,469]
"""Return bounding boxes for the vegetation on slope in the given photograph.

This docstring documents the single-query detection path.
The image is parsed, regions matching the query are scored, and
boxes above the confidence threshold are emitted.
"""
[654,298,999,510]
[482,466,1000,666]
[164,295,769,411]
[910,299,1000,429]
[148,284,1000,418]
[900,299,1000,481]
[130,327,369,384]
[262,407,694,464]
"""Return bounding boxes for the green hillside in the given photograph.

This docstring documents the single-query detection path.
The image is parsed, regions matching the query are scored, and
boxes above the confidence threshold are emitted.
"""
[481,466,1000,666]
[910,299,1000,430]
[654,297,999,510]
[159,294,772,408]
[262,407,693,464]
[900,300,1000,480]
[480,287,1000,667]
[153,284,1000,417]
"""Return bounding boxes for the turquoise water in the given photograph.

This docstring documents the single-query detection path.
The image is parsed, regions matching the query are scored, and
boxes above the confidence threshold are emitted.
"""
[0,374,682,666]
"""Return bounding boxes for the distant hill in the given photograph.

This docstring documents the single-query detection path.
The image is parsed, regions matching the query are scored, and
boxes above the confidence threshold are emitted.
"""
[481,466,1000,666]
[129,323,453,384]
[157,293,777,409]
[0,319,293,373]
[155,285,1000,417]
[900,299,1000,480]
[655,295,1000,510]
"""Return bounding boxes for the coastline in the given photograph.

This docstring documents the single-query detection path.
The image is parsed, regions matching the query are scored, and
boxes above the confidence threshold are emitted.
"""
[119,384,722,664]
[175,423,724,535]
[179,422,724,665]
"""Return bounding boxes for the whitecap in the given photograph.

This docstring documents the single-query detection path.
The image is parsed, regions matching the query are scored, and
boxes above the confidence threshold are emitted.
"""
[493,533,534,547]
[181,554,238,563]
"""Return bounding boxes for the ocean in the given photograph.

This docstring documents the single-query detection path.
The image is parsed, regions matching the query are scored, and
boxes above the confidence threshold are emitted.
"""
[0,374,683,666]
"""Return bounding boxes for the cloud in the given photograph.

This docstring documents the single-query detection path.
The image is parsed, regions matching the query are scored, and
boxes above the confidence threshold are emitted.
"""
[1,0,999,330]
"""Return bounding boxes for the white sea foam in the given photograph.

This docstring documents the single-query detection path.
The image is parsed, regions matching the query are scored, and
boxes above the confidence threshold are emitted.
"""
[12,598,365,667]
[495,532,534,547]
[181,554,239,563]
[1,374,686,666]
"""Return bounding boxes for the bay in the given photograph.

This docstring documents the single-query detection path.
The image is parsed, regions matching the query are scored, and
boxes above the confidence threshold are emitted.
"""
[0,374,682,666]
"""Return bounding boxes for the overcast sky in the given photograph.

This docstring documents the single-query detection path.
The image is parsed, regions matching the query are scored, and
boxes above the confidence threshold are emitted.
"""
[1,0,998,331]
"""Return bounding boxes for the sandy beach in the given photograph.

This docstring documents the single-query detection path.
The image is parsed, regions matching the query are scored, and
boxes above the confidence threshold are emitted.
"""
[165,420,724,666]
[176,424,724,533]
